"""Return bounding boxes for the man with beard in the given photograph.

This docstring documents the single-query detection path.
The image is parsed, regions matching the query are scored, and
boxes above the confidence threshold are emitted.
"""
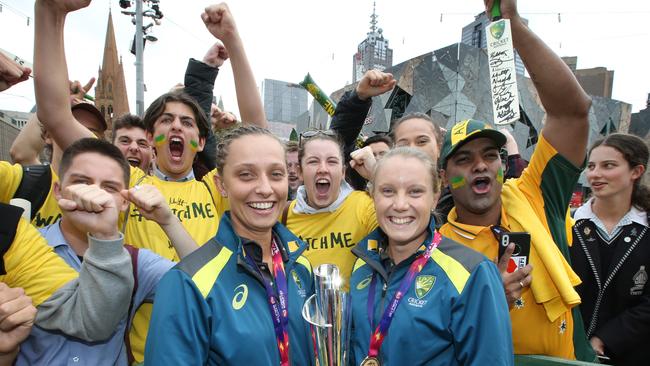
[438,0,594,361]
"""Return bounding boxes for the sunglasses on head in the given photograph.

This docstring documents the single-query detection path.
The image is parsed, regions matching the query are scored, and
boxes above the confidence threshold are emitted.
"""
[299,129,337,147]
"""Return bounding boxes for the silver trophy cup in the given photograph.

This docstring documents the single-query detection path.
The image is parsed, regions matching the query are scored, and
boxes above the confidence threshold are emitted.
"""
[302,264,351,366]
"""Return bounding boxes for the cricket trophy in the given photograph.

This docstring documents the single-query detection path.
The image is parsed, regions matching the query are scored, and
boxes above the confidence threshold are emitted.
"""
[302,263,351,366]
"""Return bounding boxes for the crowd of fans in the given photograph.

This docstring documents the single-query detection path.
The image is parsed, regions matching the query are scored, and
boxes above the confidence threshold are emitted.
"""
[0,0,647,365]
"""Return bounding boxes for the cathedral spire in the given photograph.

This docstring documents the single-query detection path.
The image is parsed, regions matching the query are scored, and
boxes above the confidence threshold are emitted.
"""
[95,9,130,136]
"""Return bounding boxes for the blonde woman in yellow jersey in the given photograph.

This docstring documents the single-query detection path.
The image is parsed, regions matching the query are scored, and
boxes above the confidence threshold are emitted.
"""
[284,130,377,288]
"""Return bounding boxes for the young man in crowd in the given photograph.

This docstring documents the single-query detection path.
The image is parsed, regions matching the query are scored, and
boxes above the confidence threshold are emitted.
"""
[438,0,594,361]
[362,133,392,160]
[16,138,197,365]
[285,140,301,200]
[33,1,266,361]
[112,114,153,172]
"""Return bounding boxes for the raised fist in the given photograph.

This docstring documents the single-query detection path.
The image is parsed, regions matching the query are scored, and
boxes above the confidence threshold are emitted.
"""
[201,3,239,44]
[356,70,396,101]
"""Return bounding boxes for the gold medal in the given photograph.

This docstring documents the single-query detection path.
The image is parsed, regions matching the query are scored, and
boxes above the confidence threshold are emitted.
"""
[360,356,380,366]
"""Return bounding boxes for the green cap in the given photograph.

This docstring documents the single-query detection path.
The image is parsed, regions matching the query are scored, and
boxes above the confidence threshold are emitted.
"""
[440,119,507,166]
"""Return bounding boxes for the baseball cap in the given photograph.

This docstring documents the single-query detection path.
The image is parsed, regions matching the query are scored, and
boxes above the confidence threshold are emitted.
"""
[440,119,506,166]
[71,102,107,132]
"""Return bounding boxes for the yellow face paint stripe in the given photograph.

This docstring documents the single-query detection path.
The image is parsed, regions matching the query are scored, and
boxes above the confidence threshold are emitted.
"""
[192,247,233,298]
[450,176,466,190]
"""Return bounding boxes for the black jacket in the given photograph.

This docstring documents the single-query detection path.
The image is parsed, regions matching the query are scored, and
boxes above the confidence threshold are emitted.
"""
[329,89,372,191]
[570,217,650,365]
[184,58,218,180]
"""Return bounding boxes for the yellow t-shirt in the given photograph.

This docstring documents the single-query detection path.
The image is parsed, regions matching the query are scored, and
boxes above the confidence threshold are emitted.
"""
[0,162,62,228]
[2,218,78,307]
[126,167,228,362]
[440,135,582,359]
[285,191,377,287]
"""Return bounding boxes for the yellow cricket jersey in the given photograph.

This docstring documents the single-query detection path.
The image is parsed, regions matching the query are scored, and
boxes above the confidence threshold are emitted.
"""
[285,191,377,287]
[126,167,228,362]
[440,135,582,359]
[0,162,62,228]
[2,218,77,307]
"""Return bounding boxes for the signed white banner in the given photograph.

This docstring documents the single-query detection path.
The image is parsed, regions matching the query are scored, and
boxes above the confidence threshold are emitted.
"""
[0,48,33,69]
[486,19,520,125]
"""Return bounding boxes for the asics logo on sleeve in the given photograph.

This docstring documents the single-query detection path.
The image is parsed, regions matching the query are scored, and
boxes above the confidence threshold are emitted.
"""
[232,284,249,310]
[356,276,372,290]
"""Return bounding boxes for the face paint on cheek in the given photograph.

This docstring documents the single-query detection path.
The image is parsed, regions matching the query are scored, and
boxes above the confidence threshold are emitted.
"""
[154,134,166,147]
[189,140,199,152]
[496,167,504,184]
[450,176,466,190]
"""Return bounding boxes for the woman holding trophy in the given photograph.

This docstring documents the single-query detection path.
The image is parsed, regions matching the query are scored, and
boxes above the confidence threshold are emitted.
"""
[349,148,513,365]
[144,126,315,365]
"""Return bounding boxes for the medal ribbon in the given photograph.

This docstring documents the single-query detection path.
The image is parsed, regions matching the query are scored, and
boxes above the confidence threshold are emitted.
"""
[366,231,442,358]
[244,239,290,366]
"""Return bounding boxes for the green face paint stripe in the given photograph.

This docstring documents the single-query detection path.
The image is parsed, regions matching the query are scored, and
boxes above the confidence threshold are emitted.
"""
[154,134,166,144]
[189,140,199,149]
[497,167,504,184]
[450,176,466,189]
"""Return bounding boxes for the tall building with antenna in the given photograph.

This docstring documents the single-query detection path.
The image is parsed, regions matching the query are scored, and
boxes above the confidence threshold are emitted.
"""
[352,2,393,83]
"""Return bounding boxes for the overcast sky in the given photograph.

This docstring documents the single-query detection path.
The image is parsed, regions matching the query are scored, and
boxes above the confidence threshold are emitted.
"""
[1,0,649,117]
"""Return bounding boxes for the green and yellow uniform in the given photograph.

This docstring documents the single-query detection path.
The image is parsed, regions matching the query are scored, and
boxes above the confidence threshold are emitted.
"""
[441,135,584,359]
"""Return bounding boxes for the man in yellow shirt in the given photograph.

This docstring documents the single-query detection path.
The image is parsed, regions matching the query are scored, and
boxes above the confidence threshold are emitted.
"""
[438,0,594,361]
[33,1,267,361]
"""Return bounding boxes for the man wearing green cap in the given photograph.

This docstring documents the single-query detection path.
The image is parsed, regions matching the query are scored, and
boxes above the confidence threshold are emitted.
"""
[438,0,594,362]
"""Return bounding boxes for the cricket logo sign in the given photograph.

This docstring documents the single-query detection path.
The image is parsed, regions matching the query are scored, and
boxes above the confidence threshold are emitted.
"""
[415,275,435,299]
[292,270,307,297]
[409,275,435,308]
[490,20,506,40]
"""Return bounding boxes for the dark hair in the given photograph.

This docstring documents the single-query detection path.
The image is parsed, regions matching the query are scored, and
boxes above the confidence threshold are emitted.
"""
[60,138,131,187]
[390,112,443,148]
[298,130,345,165]
[143,91,210,139]
[589,133,650,211]
[362,134,392,149]
[215,125,284,175]
[285,140,299,154]
[111,113,146,143]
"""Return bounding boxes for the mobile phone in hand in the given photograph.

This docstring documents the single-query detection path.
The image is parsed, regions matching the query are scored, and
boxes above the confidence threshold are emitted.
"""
[498,232,530,273]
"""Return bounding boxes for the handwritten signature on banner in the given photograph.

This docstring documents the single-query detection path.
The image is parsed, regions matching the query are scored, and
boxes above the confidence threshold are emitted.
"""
[489,50,518,123]
[486,19,520,125]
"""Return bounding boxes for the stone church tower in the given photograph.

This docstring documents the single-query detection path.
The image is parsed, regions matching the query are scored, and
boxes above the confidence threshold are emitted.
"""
[95,10,130,137]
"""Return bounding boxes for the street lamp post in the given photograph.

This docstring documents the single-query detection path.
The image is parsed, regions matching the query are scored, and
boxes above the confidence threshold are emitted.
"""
[120,0,163,116]
[135,0,144,116]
